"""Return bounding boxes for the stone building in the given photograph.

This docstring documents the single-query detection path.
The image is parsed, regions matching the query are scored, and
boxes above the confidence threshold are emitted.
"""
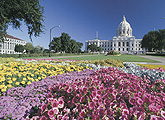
[85,16,143,54]
[0,35,26,54]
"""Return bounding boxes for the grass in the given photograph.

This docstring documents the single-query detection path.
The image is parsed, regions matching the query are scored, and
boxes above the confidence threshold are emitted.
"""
[51,54,160,62]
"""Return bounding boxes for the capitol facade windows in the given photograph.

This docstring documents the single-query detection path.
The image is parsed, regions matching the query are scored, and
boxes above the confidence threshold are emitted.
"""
[85,16,143,54]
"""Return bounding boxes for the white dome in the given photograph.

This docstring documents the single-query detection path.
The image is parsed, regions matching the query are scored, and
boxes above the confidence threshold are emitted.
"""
[116,16,132,37]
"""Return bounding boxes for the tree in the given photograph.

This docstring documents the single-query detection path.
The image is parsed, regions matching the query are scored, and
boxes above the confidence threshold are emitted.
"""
[97,46,103,52]
[87,44,98,52]
[141,30,165,52]
[14,44,25,53]
[60,33,71,53]
[31,45,44,54]
[51,37,61,53]
[0,0,44,42]
[25,42,34,54]
[68,39,79,53]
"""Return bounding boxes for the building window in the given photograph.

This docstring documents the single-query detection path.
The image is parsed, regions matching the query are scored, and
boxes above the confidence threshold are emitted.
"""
[127,42,129,46]
[132,44,133,46]
[119,48,120,51]
[132,48,133,50]
[123,42,125,47]
[119,42,120,46]
[123,48,124,51]
[127,48,129,51]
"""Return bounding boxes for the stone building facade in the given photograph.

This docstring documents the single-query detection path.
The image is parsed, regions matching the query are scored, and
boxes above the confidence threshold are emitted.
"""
[0,35,26,54]
[85,16,143,54]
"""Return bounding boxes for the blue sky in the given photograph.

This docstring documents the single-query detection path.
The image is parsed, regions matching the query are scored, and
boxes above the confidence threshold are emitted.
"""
[7,0,165,50]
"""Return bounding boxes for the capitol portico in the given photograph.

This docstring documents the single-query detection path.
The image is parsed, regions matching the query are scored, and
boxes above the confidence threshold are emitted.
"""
[85,16,143,54]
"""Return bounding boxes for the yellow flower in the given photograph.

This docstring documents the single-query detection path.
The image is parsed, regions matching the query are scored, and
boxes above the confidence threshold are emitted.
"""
[15,82,20,85]
[27,81,31,85]
[7,84,12,88]
[21,81,25,84]
[0,84,5,89]
[23,78,26,81]
[35,79,38,81]
[1,88,6,92]
[12,78,16,81]
[8,80,12,84]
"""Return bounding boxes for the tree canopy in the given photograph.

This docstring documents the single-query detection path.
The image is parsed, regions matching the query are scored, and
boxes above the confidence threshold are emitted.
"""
[0,0,45,41]
[24,42,34,54]
[50,32,83,53]
[87,44,103,52]
[141,29,165,52]
[14,44,25,53]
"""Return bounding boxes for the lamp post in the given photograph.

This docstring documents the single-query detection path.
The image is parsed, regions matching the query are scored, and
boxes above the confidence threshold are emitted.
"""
[49,25,60,57]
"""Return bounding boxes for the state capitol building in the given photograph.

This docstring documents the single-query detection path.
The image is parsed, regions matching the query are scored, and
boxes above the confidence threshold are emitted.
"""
[85,16,143,54]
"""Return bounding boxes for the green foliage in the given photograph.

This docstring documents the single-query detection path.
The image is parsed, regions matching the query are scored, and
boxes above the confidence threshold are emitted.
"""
[24,42,34,54]
[0,0,45,42]
[87,44,103,52]
[141,29,165,51]
[14,44,25,53]
[50,32,83,53]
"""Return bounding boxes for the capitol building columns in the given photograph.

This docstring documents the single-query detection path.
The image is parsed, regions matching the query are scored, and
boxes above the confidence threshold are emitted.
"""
[85,16,144,54]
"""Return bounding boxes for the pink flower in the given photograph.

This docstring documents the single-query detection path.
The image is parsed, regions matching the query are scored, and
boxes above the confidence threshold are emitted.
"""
[48,109,54,117]
[122,109,129,116]
[99,86,104,91]
[106,109,112,116]
[80,96,85,103]
[67,87,72,93]
[79,110,86,118]
[161,110,165,118]
[41,104,47,111]
[98,108,105,117]
[150,115,158,120]
[97,90,102,95]
[58,100,64,108]
[72,97,78,104]
[92,91,97,97]
[78,117,84,120]
[82,87,87,94]
[89,102,95,110]
[137,97,143,106]
[129,97,136,105]
[53,107,59,114]
[57,115,62,119]
[40,116,47,120]
[112,89,118,96]
[52,102,58,108]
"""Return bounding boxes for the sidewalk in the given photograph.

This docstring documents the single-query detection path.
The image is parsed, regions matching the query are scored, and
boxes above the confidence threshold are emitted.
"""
[135,55,165,65]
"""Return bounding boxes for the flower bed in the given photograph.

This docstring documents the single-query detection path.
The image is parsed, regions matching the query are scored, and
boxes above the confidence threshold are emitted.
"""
[118,63,165,83]
[24,67,165,120]
[0,62,92,96]
[0,69,95,119]
[137,64,165,70]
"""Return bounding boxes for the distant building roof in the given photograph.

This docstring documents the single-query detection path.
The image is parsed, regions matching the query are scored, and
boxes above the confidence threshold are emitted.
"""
[7,34,25,41]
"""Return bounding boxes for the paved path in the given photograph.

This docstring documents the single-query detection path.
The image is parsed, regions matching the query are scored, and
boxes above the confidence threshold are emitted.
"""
[135,55,165,65]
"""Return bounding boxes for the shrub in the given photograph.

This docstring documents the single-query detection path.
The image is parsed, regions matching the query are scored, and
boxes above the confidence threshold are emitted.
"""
[107,50,120,55]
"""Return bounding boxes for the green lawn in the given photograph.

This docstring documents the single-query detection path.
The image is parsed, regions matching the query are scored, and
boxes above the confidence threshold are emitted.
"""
[52,54,160,62]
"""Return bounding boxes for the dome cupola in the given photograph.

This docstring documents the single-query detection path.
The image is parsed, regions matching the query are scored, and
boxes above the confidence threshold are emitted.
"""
[116,15,132,37]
